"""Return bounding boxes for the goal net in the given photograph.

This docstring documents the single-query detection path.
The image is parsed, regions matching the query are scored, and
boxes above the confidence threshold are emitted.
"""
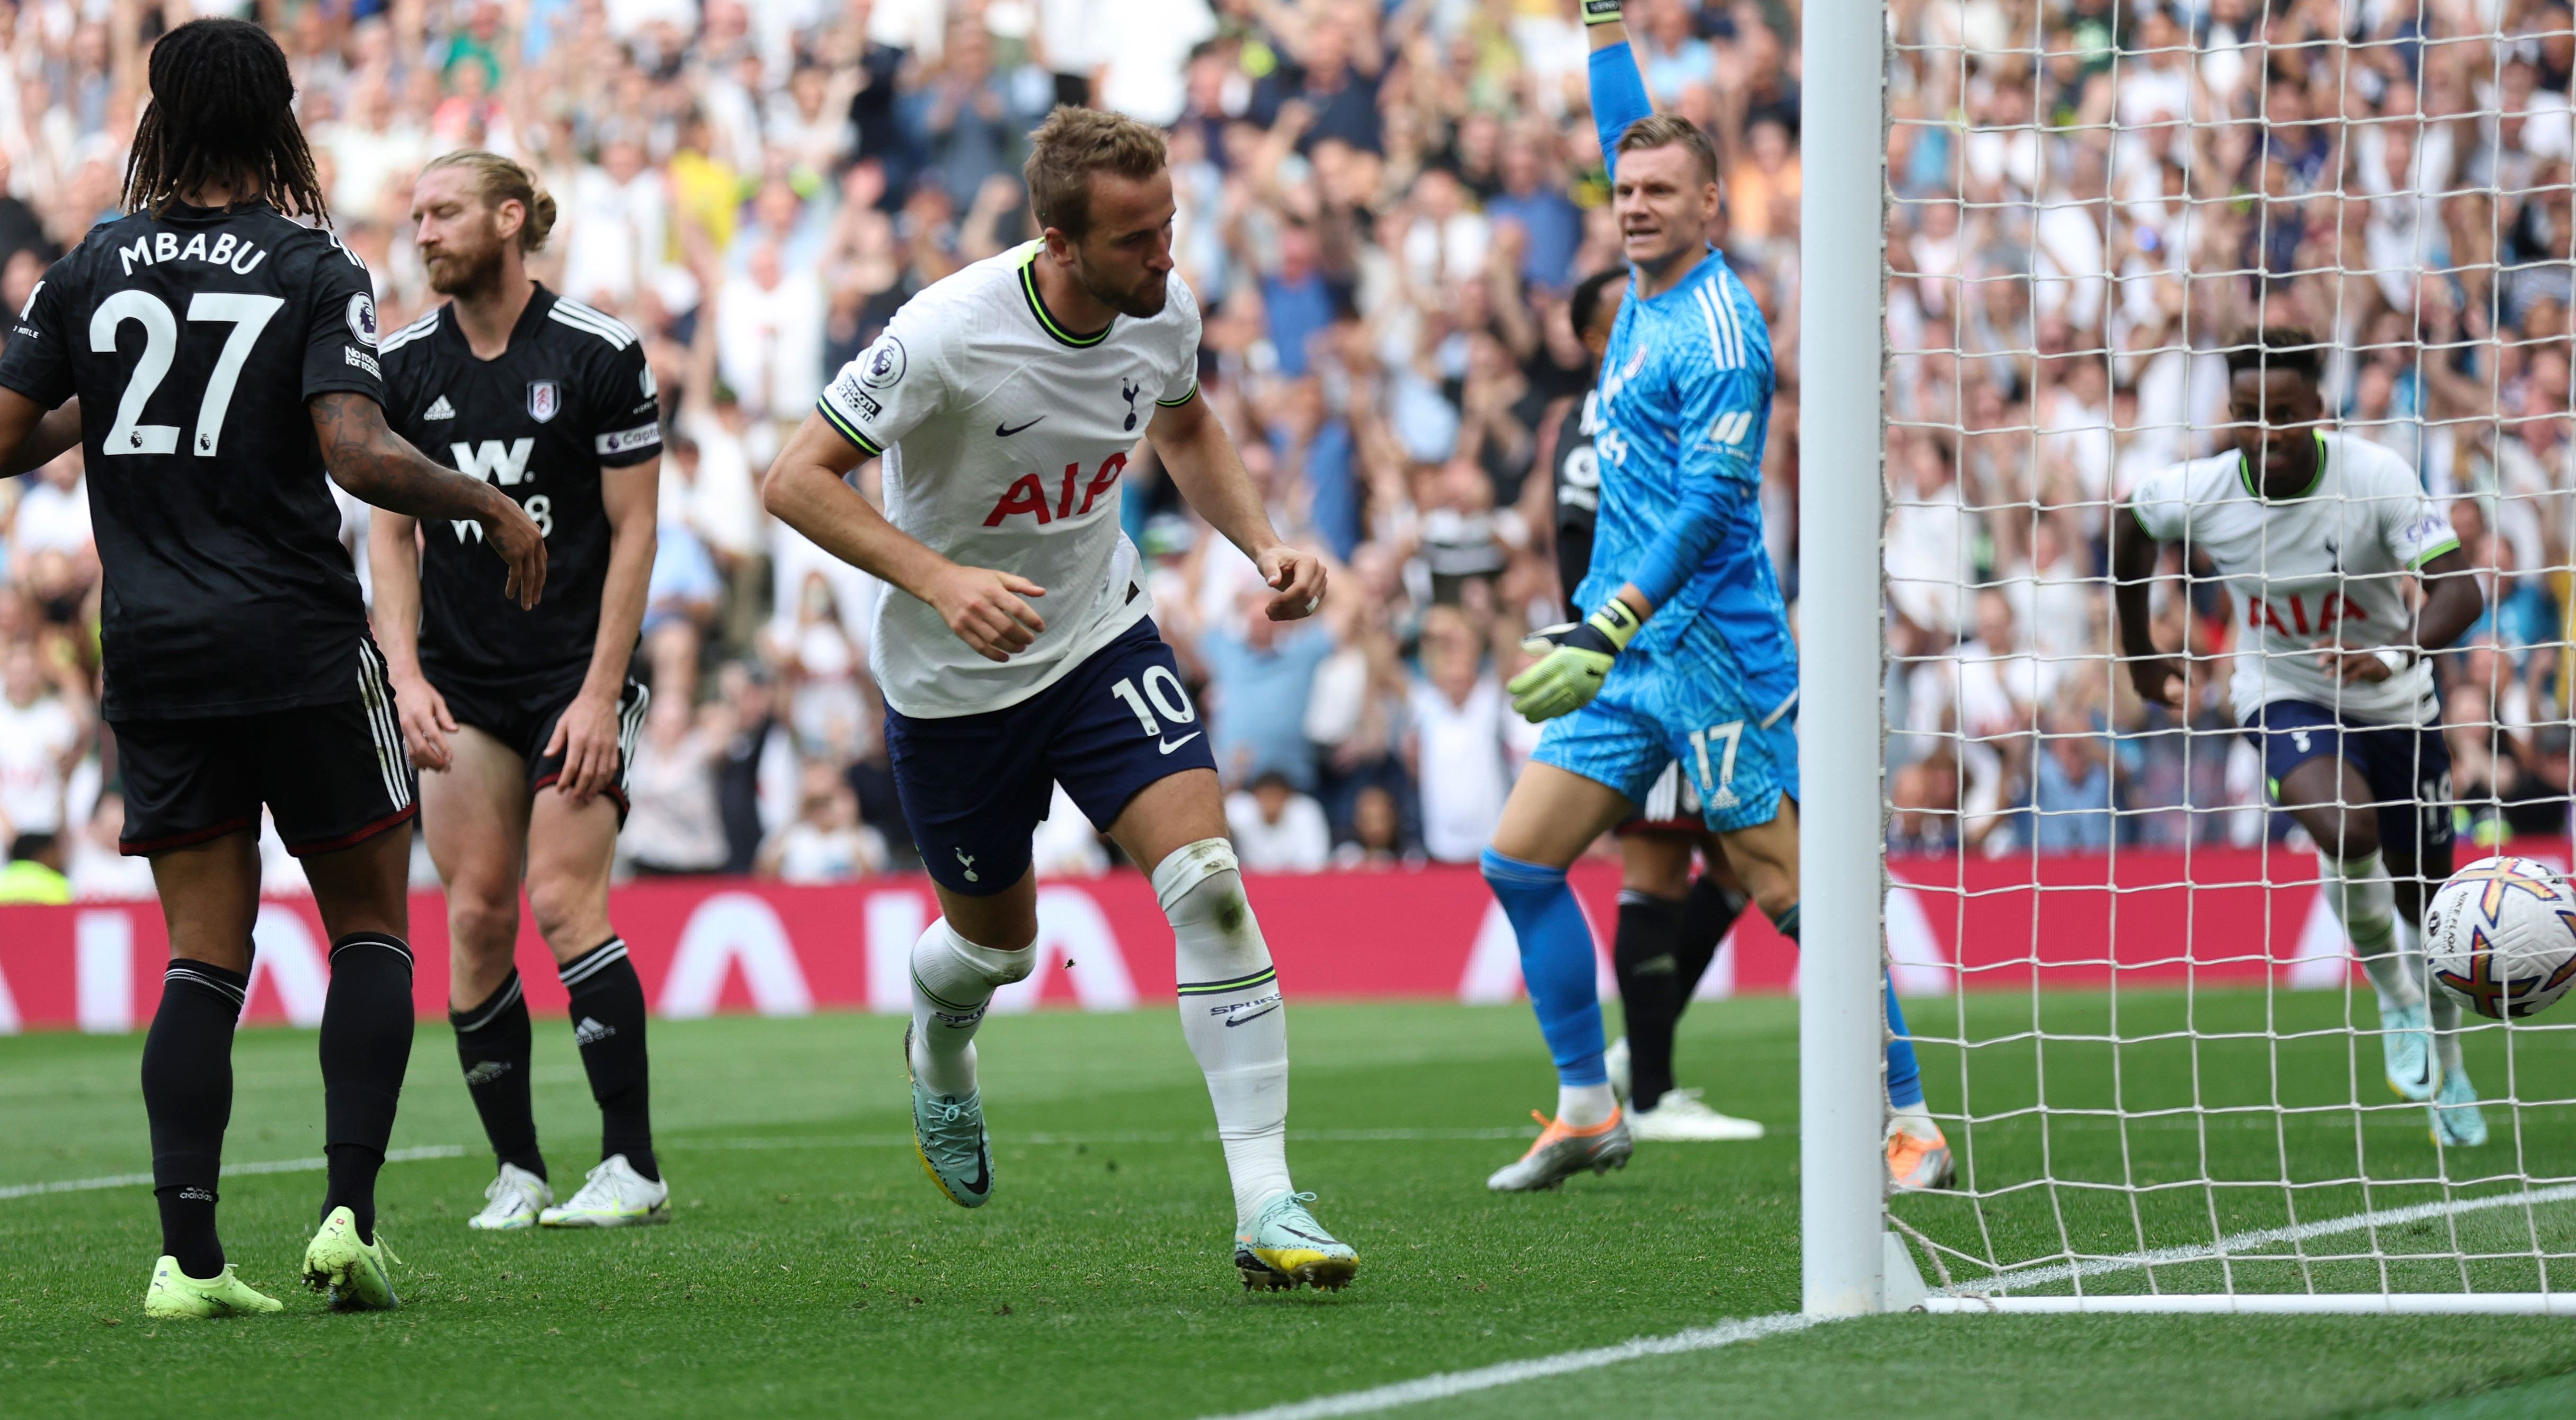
[1866,0,2576,1310]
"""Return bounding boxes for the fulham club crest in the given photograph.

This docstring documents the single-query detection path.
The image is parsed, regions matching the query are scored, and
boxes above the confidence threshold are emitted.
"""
[527,380,561,423]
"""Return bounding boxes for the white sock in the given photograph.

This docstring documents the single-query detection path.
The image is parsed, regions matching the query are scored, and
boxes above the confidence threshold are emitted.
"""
[1558,1083,1618,1129]
[2401,917,2466,1076]
[2331,852,2422,1013]
[1157,840,1293,1226]
[907,919,1031,1099]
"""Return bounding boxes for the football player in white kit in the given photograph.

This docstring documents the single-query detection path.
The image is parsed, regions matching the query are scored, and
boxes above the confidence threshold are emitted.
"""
[762,107,1357,1290]
[2113,327,2489,1146]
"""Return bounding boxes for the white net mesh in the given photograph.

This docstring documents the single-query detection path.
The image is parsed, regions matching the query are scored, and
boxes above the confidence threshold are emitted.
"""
[1880,0,2576,1299]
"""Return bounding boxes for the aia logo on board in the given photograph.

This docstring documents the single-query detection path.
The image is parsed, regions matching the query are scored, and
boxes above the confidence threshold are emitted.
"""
[527,380,560,423]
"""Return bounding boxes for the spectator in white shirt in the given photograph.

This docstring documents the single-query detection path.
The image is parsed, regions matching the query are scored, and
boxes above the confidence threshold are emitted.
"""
[1227,770,1333,873]
[716,240,827,424]
[12,451,92,564]
[0,644,81,853]
[758,760,887,883]
[1406,606,1511,863]
[67,791,156,900]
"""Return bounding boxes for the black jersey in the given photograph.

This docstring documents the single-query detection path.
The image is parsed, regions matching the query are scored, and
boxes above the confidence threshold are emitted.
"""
[379,285,661,689]
[1552,386,1603,602]
[0,201,384,720]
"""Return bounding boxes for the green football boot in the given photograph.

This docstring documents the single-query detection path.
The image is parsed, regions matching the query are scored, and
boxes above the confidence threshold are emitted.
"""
[142,1257,284,1319]
[301,1206,399,1311]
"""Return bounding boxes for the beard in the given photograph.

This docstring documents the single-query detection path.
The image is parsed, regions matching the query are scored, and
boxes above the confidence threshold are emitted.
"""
[424,240,505,297]
[1082,262,1169,319]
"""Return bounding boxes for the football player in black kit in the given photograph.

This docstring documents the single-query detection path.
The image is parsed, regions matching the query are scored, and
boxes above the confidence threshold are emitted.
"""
[0,21,546,1318]
[1548,268,1761,1143]
[367,153,669,1230]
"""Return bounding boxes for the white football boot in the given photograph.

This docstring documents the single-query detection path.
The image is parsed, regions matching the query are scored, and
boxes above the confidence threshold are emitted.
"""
[466,1163,553,1231]
[537,1155,670,1228]
[1605,1035,1633,1104]
[1629,1088,1766,1141]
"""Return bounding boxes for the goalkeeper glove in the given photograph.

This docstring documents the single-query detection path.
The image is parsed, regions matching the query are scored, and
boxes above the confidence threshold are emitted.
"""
[1581,0,1625,25]
[1508,600,1642,722]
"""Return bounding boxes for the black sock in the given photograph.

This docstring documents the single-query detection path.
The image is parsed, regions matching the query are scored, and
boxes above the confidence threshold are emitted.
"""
[318,934,414,1243]
[451,970,544,1180]
[1671,875,1749,1014]
[1613,891,1686,1112]
[143,960,246,1278]
[1774,901,1800,943]
[560,937,656,1182]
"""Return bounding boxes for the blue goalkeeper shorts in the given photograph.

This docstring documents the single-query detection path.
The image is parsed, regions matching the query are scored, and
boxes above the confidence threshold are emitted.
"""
[1532,640,1797,833]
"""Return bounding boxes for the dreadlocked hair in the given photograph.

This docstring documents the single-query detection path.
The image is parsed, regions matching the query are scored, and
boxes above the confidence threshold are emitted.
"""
[122,19,330,222]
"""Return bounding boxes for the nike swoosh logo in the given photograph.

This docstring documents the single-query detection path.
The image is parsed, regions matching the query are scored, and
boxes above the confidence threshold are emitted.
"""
[1158,732,1202,755]
[964,1136,991,1195]
[1224,1003,1280,1028]
[996,416,1045,436]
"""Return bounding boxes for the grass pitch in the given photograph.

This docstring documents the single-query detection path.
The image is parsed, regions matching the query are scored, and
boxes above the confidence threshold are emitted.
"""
[3,995,2575,1418]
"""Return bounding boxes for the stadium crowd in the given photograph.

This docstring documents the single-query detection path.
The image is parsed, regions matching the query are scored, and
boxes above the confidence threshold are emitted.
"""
[1884,0,2576,855]
[0,0,2571,900]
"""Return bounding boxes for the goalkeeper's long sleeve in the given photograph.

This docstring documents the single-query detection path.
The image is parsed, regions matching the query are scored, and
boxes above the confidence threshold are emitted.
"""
[1589,41,1656,178]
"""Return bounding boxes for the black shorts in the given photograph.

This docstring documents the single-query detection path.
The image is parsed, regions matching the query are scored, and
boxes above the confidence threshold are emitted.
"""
[117,685,418,858]
[2241,699,2454,864]
[433,670,649,816]
[884,618,1217,896]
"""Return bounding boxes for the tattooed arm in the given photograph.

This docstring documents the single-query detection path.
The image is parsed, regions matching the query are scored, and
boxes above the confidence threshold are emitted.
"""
[311,391,548,608]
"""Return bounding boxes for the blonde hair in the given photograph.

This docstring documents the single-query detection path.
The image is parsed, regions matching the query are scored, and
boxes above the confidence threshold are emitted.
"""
[421,150,559,253]
[1022,105,1167,240]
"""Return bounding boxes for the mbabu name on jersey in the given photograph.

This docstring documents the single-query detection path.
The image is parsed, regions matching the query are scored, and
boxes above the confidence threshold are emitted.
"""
[380,285,660,686]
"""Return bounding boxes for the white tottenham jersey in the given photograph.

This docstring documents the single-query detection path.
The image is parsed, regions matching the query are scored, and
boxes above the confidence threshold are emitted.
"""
[816,242,1201,718]
[2131,431,2460,726]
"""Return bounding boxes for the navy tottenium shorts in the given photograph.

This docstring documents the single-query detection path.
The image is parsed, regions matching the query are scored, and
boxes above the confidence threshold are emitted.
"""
[884,618,1218,896]
[2241,698,2454,863]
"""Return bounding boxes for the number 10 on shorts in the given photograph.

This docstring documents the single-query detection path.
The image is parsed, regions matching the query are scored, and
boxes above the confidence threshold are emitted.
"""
[1109,666,1198,737]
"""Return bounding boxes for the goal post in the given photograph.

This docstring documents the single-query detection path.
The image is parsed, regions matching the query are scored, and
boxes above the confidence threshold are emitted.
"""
[1799,0,2576,1316]
[1798,0,1897,1319]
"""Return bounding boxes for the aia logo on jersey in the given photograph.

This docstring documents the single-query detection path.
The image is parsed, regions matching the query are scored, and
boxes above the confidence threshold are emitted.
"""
[527,380,560,423]
[985,453,1126,526]
[2248,591,2370,638]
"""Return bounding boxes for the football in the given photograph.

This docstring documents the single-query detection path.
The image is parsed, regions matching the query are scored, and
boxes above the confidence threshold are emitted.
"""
[2423,856,2576,1020]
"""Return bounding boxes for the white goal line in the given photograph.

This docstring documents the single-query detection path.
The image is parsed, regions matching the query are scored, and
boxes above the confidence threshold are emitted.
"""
[1923,1182,2576,1306]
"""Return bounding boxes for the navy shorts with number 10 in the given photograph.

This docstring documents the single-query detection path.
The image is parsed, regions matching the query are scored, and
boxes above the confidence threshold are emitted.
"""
[885,618,1218,895]
[2241,698,2454,863]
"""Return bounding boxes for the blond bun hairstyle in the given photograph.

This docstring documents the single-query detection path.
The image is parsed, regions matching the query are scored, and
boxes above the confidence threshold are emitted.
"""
[422,150,558,253]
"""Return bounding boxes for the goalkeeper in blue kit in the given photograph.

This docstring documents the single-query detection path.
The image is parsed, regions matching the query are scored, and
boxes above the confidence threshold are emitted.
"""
[1480,3,1951,1191]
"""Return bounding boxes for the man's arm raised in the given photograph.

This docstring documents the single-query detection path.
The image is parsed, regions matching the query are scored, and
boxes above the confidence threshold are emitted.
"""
[1145,389,1326,622]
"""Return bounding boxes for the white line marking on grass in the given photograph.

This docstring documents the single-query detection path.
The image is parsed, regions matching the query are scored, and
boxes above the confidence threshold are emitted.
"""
[667,1127,1539,1153]
[0,1145,467,1201]
[1200,1311,1825,1420]
[1935,1182,2576,1297]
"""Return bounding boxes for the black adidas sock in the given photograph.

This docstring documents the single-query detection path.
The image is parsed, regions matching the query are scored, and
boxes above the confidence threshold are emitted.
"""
[317,934,415,1243]
[143,960,246,1278]
[1671,875,1749,1019]
[1613,891,1686,1112]
[560,937,656,1182]
[451,970,544,1180]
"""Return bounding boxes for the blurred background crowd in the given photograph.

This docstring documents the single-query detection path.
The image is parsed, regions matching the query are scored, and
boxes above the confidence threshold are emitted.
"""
[0,0,2570,900]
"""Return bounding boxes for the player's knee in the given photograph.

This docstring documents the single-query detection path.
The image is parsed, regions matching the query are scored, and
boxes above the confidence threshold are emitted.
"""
[446,891,519,960]
[1152,839,1267,959]
[524,875,607,952]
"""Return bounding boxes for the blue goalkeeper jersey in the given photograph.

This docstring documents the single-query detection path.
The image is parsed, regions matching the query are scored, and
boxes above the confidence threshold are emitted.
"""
[1583,41,1790,663]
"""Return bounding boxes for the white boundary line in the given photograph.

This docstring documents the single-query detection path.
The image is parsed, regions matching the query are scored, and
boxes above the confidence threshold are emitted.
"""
[1198,1312,1826,1420]
[0,1129,1536,1201]
[0,1145,467,1201]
